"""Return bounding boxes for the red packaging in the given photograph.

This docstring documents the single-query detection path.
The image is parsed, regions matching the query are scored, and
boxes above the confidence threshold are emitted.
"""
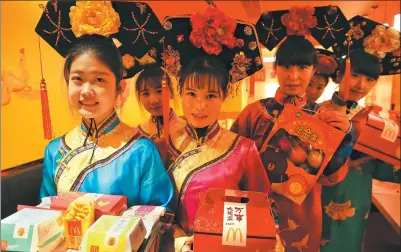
[260,105,346,205]
[48,192,127,220]
[193,189,276,251]
[351,105,400,167]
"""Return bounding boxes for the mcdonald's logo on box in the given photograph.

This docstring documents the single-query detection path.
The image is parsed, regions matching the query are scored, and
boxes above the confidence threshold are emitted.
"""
[226,228,243,243]
[381,126,398,142]
[1,209,64,252]
[1,240,8,250]
[68,223,82,236]
[193,189,276,251]
[90,245,99,252]
[352,106,401,167]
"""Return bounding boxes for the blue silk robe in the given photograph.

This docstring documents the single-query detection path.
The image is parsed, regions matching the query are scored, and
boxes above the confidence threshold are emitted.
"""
[40,111,174,210]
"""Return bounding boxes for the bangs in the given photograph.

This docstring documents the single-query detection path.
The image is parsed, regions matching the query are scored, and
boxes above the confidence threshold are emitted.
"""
[274,36,317,67]
[275,49,317,67]
[182,72,224,98]
[352,63,381,80]
[136,75,162,92]
[339,50,381,80]
[351,52,381,79]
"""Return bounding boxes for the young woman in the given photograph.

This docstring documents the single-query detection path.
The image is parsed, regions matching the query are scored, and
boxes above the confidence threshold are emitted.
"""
[159,11,271,251]
[231,35,355,252]
[170,56,270,252]
[320,17,401,252]
[134,64,184,167]
[306,49,339,103]
[37,1,174,209]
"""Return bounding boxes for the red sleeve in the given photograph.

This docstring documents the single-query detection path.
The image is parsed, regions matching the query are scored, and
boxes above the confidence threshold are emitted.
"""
[230,103,255,139]
[240,139,271,194]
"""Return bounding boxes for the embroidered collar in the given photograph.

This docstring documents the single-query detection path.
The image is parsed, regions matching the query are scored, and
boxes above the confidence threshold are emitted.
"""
[185,121,221,145]
[139,108,178,138]
[274,88,307,108]
[151,108,177,125]
[331,92,359,109]
[80,110,119,138]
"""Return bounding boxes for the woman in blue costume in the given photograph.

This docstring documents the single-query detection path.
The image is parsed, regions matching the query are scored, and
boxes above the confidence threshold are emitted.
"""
[36,1,174,208]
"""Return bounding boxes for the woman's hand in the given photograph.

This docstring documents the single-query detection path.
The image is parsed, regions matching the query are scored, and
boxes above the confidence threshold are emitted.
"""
[181,235,194,252]
[318,108,351,133]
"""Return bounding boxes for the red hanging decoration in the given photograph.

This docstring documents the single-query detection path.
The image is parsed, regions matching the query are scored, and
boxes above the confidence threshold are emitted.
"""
[40,78,53,140]
[161,75,170,144]
[249,74,255,98]
[38,36,53,140]
[343,37,352,102]
[161,39,172,144]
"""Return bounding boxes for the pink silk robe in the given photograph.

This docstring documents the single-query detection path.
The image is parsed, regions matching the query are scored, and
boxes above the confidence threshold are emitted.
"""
[168,120,271,234]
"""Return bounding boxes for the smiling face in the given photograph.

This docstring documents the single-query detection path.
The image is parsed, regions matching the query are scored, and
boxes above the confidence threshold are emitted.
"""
[306,74,328,102]
[68,53,119,124]
[138,84,164,117]
[337,49,381,102]
[180,74,224,128]
[135,66,174,117]
[338,71,378,102]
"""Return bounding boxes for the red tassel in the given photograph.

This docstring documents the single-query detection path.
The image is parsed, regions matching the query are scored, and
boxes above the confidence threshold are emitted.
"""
[343,58,351,101]
[342,36,352,101]
[161,75,170,144]
[40,78,53,140]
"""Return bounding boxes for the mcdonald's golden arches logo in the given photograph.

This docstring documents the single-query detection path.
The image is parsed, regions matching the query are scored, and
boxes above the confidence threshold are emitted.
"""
[226,227,243,242]
[1,240,8,250]
[68,225,82,236]
[90,245,99,252]
[382,127,397,141]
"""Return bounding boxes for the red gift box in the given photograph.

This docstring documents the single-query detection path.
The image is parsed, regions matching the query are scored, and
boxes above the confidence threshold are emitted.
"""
[351,105,400,167]
[193,189,276,251]
[260,105,346,205]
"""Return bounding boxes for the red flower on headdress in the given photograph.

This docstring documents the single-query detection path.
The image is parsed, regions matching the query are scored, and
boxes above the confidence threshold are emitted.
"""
[190,7,237,55]
[281,6,317,35]
[316,54,338,75]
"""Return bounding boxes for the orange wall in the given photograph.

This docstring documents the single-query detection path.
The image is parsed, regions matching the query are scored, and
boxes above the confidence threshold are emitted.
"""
[1,1,78,170]
[0,1,149,170]
[0,1,247,170]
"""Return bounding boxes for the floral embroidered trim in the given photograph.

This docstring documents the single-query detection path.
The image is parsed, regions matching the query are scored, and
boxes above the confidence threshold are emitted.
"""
[161,45,181,77]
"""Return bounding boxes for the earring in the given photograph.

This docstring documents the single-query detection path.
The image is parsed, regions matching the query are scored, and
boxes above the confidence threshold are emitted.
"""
[115,94,123,108]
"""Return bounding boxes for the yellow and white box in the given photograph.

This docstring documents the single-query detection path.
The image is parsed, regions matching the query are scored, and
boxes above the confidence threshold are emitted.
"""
[1,208,64,251]
[122,206,165,239]
[80,215,147,252]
